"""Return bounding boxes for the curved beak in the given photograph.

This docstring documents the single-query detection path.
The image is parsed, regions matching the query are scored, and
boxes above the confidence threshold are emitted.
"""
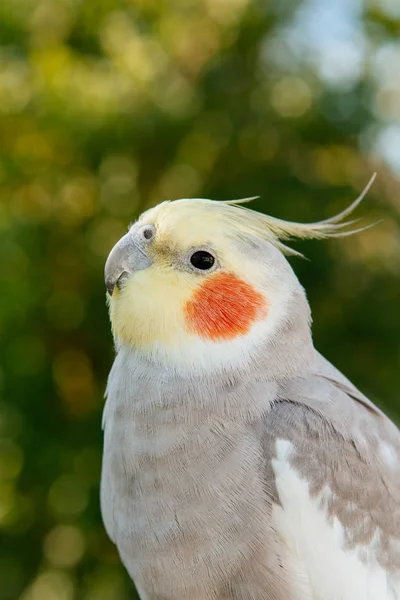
[104,233,152,295]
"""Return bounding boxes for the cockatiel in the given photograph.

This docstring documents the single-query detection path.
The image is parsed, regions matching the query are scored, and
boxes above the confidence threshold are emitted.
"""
[101,182,400,600]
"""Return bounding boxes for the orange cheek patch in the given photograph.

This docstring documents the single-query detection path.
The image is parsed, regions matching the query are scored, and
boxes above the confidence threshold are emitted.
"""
[184,272,268,341]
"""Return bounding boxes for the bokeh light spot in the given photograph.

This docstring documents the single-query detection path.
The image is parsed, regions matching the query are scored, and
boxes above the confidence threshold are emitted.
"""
[270,77,312,118]
[0,482,15,523]
[56,176,97,227]
[20,570,74,600]
[0,440,24,480]
[44,525,85,567]
[12,183,52,223]
[156,164,201,200]
[48,474,88,518]
[53,350,96,416]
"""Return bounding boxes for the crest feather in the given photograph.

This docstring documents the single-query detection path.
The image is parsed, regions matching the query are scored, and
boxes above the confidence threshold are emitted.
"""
[218,173,377,257]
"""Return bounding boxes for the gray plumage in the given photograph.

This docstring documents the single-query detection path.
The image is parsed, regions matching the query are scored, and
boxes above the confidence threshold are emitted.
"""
[101,196,400,599]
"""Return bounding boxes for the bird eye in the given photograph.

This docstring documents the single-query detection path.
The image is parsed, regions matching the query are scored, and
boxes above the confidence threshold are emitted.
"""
[141,226,155,241]
[190,250,215,270]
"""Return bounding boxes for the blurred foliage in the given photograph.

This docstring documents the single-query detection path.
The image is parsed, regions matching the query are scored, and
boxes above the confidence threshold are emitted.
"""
[1,0,400,598]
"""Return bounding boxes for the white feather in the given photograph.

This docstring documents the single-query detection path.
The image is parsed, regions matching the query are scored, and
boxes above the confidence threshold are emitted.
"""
[272,439,399,600]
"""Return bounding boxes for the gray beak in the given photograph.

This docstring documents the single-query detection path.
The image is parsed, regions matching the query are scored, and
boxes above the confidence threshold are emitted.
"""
[104,233,152,295]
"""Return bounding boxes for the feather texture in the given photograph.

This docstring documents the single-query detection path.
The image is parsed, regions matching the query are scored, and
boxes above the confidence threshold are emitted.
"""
[101,180,400,599]
[216,173,378,256]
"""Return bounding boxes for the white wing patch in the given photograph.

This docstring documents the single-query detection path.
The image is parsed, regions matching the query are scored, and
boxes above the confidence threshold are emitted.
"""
[272,439,399,600]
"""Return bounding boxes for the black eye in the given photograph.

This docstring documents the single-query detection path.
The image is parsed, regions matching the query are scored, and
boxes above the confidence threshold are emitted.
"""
[190,250,215,270]
[142,226,154,240]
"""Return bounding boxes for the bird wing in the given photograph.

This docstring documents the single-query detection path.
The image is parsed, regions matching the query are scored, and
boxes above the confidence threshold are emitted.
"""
[256,353,400,600]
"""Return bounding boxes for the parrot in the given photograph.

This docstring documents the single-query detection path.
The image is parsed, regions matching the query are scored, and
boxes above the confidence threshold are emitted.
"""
[101,180,400,600]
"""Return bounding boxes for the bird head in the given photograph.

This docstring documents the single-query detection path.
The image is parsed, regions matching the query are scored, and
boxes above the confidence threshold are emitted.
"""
[105,185,373,376]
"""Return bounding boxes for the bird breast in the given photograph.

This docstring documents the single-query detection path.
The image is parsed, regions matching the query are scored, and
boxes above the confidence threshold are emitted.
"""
[101,405,274,598]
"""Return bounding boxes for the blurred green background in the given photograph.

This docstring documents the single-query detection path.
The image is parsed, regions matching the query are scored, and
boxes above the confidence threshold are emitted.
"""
[1,0,400,598]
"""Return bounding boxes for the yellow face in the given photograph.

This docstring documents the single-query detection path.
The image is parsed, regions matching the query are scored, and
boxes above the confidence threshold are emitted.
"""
[106,199,269,365]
